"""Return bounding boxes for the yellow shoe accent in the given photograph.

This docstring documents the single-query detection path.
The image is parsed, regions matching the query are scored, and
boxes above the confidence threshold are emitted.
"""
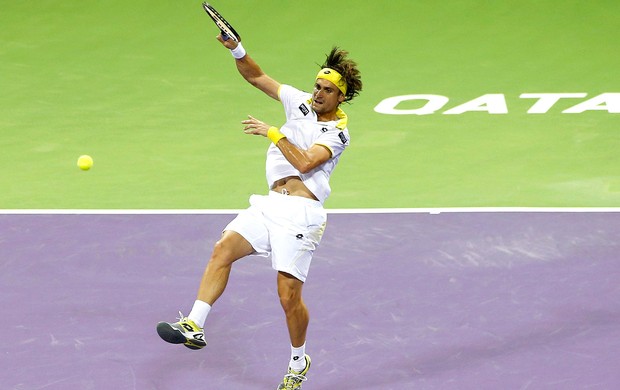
[156,312,206,350]
[276,355,311,389]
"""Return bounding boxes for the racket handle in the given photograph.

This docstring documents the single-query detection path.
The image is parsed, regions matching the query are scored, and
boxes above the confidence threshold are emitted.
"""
[221,32,230,41]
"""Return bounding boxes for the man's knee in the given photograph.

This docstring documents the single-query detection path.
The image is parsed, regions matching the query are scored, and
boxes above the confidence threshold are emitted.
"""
[278,273,304,312]
[279,292,301,313]
[209,239,234,266]
[209,231,253,266]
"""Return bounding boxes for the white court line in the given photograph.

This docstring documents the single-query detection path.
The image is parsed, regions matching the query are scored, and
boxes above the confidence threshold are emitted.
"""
[1,208,619,215]
[327,207,620,214]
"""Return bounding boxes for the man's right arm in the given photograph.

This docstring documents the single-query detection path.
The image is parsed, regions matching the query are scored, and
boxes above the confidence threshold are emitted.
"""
[217,34,281,101]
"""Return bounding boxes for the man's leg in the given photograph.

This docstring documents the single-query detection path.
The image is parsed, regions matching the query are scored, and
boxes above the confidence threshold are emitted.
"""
[197,230,255,305]
[277,271,309,347]
[276,271,312,389]
[156,230,254,349]
[185,230,256,327]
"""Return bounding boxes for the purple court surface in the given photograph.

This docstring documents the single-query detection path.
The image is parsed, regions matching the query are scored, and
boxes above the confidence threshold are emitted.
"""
[1,211,619,390]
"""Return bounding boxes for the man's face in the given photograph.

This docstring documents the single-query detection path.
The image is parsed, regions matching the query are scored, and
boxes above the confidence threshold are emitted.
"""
[311,78,345,117]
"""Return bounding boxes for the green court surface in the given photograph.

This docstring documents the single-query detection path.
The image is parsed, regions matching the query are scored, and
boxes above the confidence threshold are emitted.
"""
[1,0,618,209]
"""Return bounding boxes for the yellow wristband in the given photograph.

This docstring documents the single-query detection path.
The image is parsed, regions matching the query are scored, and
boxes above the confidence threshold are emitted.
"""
[267,126,286,144]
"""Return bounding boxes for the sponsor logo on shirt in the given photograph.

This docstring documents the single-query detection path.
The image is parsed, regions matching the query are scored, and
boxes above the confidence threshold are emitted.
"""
[299,104,309,116]
[338,132,348,144]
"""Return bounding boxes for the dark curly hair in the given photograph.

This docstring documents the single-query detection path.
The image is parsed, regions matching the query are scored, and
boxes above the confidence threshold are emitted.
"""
[320,47,362,102]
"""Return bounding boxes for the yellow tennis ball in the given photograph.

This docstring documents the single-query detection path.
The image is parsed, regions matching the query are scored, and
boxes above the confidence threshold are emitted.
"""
[77,155,93,170]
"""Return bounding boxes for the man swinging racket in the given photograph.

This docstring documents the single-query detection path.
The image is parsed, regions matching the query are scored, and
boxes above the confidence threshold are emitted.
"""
[157,8,362,388]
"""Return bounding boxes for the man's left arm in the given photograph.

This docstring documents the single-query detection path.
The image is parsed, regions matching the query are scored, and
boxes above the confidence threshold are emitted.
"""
[273,141,331,173]
[241,115,331,173]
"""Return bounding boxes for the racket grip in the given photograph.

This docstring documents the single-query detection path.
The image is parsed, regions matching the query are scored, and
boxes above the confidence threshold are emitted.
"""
[221,32,230,41]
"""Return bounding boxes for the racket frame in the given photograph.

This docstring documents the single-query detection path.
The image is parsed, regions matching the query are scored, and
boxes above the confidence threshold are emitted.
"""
[202,2,241,42]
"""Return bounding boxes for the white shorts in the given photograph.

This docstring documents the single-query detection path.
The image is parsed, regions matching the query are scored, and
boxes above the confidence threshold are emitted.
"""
[224,191,327,282]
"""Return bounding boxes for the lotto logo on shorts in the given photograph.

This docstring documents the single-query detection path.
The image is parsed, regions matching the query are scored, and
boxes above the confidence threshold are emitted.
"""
[299,104,309,116]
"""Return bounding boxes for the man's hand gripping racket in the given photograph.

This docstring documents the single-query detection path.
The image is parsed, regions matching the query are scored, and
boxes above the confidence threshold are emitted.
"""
[202,2,241,43]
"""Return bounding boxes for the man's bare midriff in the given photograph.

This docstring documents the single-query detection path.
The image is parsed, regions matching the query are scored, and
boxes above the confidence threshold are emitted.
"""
[271,176,318,201]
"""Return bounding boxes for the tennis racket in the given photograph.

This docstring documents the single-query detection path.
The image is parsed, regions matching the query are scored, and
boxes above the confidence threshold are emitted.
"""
[202,2,241,42]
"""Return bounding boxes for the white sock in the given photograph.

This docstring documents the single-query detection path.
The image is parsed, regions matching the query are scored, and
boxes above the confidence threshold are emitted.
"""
[289,343,306,372]
[187,300,211,328]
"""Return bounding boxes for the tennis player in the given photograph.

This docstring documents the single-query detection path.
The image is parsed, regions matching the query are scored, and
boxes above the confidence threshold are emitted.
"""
[157,34,362,389]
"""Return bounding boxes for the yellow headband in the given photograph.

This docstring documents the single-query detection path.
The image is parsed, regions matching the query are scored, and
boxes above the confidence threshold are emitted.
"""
[316,68,347,95]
